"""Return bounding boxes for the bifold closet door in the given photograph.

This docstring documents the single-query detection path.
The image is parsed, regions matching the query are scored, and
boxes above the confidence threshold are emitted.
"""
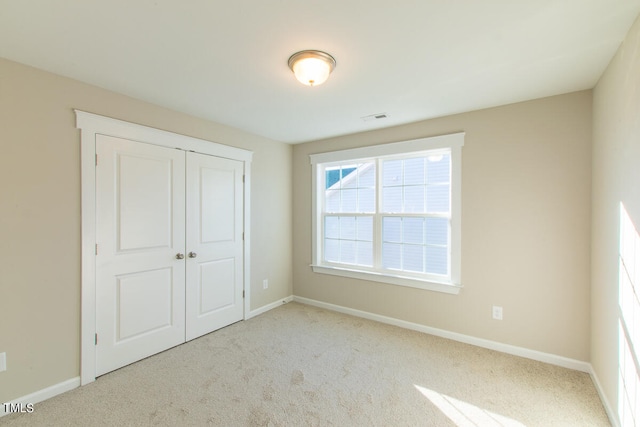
[95,135,186,376]
[185,152,244,341]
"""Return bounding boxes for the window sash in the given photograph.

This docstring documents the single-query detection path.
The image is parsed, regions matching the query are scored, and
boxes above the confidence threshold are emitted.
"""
[320,152,451,280]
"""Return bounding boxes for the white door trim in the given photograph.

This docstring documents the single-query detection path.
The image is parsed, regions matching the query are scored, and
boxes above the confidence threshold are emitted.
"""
[76,110,253,385]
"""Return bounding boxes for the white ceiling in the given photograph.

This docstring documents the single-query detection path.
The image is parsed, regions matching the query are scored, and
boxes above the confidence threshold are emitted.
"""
[1,1,639,144]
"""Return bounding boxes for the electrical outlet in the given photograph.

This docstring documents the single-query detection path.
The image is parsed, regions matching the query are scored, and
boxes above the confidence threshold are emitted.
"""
[0,352,6,372]
[263,279,269,290]
[492,306,503,320]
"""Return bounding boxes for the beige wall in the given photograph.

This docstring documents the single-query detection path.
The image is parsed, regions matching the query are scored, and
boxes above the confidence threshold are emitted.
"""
[293,91,592,361]
[591,13,640,424]
[0,58,292,403]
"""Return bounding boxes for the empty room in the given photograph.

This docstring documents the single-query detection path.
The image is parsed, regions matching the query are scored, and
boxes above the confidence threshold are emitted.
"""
[1,1,639,426]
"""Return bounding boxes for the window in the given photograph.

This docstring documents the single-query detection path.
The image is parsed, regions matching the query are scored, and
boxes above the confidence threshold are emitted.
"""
[310,133,464,294]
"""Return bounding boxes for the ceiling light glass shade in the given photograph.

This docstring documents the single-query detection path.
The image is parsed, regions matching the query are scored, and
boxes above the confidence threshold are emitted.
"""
[288,50,336,86]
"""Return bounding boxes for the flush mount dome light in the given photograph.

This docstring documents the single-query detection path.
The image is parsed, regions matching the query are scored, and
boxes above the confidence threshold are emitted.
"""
[288,50,336,86]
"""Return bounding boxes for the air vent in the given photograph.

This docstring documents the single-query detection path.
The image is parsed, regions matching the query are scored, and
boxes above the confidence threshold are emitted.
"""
[361,113,388,122]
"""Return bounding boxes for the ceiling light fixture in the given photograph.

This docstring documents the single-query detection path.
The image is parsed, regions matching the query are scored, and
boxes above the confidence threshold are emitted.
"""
[288,50,336,87]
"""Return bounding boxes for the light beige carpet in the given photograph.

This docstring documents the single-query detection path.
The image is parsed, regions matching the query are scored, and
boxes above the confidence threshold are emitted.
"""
[2,302,609,426]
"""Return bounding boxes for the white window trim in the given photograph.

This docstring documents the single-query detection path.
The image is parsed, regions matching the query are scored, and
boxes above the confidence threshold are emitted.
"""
[310,132,464,295]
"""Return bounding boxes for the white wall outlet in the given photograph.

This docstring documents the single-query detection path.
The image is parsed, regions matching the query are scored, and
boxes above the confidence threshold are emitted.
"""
[263,279,269,290]
[492,306,503,320]
[0,352,6,372]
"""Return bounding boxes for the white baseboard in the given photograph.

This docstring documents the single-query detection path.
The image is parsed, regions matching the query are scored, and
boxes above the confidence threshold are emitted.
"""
[247,295,294,319]
[293,296,591,373]
[589,366,619,427]
[1,377,80,417]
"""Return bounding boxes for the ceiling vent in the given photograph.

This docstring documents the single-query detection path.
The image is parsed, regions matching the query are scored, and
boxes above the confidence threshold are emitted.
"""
[361,113,388,122]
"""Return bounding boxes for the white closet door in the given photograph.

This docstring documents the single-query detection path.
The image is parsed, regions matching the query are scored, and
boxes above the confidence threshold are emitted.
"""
[95,135,186,376]
[185,152,244,340]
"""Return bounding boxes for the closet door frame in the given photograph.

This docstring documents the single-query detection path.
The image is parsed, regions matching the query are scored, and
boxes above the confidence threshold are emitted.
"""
[76,110,253,385]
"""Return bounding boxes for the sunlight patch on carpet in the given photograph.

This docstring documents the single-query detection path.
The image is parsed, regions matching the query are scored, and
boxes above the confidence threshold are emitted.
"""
[415,385,525,427]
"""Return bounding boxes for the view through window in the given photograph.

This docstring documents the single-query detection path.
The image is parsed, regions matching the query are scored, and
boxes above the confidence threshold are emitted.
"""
[310,133,464,294]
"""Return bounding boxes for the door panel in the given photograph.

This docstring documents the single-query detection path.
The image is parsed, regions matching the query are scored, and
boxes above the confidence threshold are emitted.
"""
[116,268,173,341]
[117,154,174,251]
[200,168,235,243]
[186,152,244,340]
[199,258,236,314]
[96,135,186,376]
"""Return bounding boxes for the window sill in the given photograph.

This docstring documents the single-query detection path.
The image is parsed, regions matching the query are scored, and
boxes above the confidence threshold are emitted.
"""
[310,265,462,295]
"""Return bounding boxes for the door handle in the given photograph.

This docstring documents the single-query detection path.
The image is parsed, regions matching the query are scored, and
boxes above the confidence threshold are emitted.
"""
[176,253,185,260]
[188,252,197,258]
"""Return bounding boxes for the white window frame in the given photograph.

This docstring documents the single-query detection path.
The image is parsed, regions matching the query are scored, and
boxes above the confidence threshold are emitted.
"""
[310,132,464,295]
